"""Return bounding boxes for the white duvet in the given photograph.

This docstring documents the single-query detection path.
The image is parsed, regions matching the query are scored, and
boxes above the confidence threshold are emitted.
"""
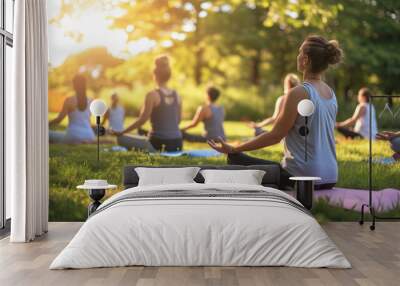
[50,183,351,269]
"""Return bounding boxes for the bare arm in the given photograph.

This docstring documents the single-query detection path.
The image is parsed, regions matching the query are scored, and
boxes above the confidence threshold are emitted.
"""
[377,131,400,141]
[234,89,306,152]
[178,95,182,124]
[256,96,284,128]
[181,106,206,131]
[209,86,307,153]
[118,92,155,135]
[101,110,110,126]
[337,104,365,128]
[49,99,69,127]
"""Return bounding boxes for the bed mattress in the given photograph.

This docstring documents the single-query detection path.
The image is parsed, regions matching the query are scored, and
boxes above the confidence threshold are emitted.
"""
[50,183,351,269]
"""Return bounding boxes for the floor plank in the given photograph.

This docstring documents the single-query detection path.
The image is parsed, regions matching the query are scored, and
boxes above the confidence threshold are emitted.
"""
[0,222,399,286]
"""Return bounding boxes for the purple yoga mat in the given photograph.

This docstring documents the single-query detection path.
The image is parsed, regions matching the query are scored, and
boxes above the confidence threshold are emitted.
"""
[314,188,400,212]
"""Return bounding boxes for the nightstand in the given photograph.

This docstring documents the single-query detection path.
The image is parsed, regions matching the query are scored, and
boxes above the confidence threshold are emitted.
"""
[289,177,321,210]
[77,180,117,216]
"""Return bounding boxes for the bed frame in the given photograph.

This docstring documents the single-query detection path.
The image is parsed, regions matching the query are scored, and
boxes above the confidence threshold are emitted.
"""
[123,165,281,189]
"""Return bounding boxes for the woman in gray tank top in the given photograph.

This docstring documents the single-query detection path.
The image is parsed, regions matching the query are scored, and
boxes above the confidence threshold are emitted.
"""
[112,56,183,152]
[208,35,343,190]
[181,86,226,142]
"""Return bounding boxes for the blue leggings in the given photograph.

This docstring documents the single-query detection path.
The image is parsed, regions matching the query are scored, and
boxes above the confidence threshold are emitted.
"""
[117,134,183,152]
[391,137,400,153]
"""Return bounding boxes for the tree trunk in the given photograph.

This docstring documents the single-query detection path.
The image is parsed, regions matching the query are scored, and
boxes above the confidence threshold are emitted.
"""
[194,47,203,85]
[251,50,261,86]
[193,2,202,86]
[388,95,393,107]
[344,84,351,101]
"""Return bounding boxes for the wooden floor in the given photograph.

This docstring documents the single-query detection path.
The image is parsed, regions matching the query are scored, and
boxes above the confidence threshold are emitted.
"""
[0,222,399,286]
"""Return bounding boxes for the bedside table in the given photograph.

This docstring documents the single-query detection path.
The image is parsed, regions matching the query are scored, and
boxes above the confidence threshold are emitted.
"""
[77,180,117,216]
[289,177,321,210]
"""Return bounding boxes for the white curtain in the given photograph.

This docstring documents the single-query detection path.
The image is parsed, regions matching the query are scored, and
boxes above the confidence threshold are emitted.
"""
[8,0,49,242]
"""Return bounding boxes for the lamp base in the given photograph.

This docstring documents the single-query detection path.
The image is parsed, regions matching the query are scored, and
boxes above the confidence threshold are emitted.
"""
[299,126,309,136]
[94,126,106,136]
[88,189,106,216]
[295,180,314,210]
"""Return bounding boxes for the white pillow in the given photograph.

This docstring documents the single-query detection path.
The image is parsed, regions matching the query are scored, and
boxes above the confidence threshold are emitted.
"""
[135,167,201,186]
[200,169,266,185]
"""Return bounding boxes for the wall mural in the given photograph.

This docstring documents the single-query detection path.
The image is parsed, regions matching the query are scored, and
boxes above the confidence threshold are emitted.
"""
[47,0,400,222]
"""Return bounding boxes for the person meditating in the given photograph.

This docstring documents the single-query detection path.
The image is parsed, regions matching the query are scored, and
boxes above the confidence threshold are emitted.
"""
[112,56,183,152]
[377,131,400,161]
[102,93,125,133]
[49,74,96,144]
[248,73,300,136]
[181,86,226,142]
[208,35,343,190]
[336,87,378,140]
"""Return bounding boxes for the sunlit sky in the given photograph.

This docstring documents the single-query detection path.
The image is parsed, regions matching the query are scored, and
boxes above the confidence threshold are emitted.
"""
[47,1,155,67]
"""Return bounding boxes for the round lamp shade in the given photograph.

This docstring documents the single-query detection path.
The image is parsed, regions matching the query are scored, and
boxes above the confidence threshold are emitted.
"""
[297,99,315,117]
[90,99,108,117]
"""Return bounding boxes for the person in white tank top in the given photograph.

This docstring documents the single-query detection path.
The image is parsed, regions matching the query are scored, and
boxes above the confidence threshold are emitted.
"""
[49,75,96,144]
[102,93,125,133]
[336,88,378,140]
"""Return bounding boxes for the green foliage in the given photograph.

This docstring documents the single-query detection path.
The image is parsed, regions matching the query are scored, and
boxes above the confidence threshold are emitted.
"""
[49,47,123,92]
[49,0,400,119]
[321,0,400,97]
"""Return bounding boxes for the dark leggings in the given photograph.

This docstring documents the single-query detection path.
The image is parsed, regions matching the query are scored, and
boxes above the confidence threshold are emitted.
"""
[227,153,335,190]
[149,136,183,152]
[337,127,363,139]
[181,131,207,143]
[227,153,293,190]
[137,129,183,152]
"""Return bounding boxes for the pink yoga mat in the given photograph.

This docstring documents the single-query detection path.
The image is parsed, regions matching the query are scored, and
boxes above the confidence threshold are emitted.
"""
[314,188,400,212]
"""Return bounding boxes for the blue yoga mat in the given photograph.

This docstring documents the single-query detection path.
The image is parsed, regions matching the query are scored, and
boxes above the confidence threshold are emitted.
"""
[153,149,222,158]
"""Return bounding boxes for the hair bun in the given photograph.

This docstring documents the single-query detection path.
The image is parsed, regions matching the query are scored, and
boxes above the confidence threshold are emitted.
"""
[326,40,343,65]
[154,55,172,83]
[155,56,170,69]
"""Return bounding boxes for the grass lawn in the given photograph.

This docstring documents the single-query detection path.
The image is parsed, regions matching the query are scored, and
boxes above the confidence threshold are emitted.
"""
[49,116,400,222]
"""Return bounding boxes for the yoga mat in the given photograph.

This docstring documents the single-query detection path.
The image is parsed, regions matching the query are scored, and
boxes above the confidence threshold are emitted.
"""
[372,157,398,165]
[314,188,400,212]
[153,149,222,158]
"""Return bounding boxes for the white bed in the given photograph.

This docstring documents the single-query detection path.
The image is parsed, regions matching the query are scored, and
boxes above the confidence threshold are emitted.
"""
[50,183,351,269]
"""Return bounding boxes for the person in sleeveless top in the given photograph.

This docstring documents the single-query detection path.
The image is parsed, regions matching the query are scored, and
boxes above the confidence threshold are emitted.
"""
[111,56,183,152]
[376,131,400,161]
[181,86,226,142]
[102,93,125,133]
[208,35,343,190]
[336,88,378,140]
[49,75,96,144]
[247,74,300,136]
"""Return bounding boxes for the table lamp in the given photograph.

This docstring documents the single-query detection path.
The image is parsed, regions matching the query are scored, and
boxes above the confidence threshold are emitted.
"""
[297,99,315,162]
[90,99,108,161]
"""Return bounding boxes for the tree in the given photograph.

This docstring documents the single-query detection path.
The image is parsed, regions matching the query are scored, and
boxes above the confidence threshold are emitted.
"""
[324,0,400,100]
[49,47,124,92]
[50,0,341,87]
[109,0,340,86]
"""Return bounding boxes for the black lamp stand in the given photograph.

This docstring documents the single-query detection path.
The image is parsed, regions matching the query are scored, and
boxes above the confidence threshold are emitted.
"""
[96,116,100,161]
[88,116,106,216]
[299,116,309,161]
[94,116,106,162]
[359,94,400,230]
